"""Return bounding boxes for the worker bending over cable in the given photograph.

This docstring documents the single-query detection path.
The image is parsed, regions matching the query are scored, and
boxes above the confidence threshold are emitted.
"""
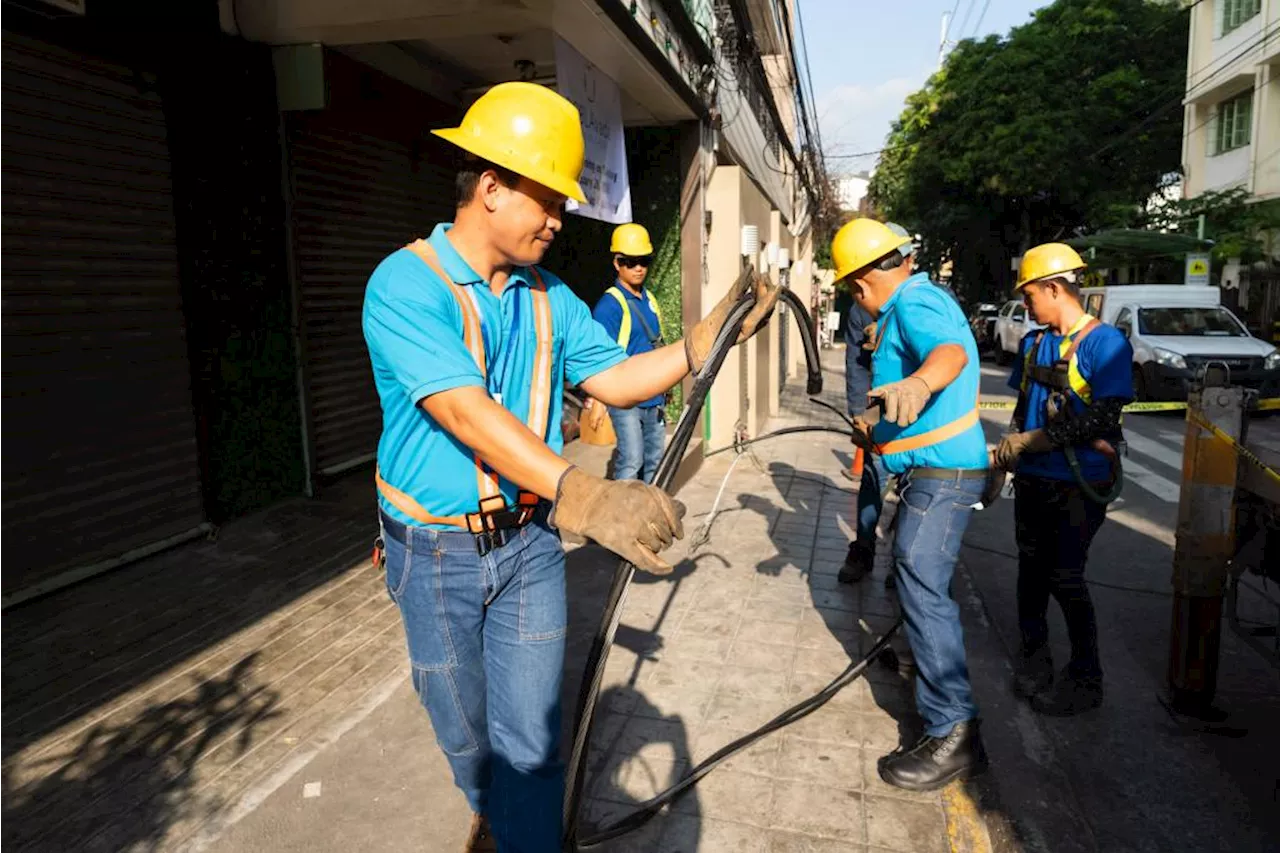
[832,218,989,792]
[361,82,778,853]
[992,243,1133,716]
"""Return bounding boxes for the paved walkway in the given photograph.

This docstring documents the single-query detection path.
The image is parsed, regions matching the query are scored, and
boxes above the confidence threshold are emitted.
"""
[1,353,987,853]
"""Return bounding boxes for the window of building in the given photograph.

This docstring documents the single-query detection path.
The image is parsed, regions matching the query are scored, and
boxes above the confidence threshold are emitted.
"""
[1212,90,1253,154]
[1221,0,1261,35]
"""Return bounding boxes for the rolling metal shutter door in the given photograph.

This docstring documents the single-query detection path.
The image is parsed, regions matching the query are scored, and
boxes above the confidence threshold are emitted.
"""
[2,32,206,600]
[289,114,454,476]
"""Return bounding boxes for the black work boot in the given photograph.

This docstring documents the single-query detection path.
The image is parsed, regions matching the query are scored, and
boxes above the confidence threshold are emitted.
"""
[1030,669,1103,716]
[878,719,988,792]
[1013,647,1054,699]
[838,542,874,584]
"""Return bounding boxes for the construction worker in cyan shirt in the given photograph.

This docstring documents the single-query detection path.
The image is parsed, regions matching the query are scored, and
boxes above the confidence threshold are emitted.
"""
[993,243,1133,716]
[586,223,667,482]
[831,218,989,792]
[362,83,778,853]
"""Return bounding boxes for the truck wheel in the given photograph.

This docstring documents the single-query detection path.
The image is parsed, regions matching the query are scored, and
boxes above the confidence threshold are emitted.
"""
[1132,365,1148,402]
[996,343,1011,366]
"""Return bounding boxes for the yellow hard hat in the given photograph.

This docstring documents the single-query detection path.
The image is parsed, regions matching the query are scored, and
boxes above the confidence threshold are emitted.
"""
[610,223,653,256]
[1016,243,1087,289]
[432,82,587,203]
[830,218,914,282]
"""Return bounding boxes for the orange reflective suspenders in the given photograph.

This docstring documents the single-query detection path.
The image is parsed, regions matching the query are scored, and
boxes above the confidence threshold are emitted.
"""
[375,239,554,536]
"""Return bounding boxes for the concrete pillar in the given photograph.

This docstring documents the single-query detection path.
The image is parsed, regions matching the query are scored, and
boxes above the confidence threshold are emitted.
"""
[679,121,708,411]
[705,165,744,450]
[766,209,783,417]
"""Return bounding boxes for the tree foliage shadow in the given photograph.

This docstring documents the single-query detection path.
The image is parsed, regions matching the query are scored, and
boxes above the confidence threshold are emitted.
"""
[3,653,282,852]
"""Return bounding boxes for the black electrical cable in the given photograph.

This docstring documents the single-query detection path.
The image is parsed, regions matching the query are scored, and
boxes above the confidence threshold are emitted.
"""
[705,424,856,457]
[561,282,903,851]
[576,620,902,847]
[806,397,856,429]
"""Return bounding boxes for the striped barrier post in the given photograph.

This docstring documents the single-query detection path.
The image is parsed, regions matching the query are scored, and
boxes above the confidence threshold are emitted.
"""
[1167,378,1246,716]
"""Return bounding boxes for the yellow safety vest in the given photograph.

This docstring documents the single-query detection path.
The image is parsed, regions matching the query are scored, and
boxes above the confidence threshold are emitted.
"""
[1020,314,1098,404]
[605,285,664,348]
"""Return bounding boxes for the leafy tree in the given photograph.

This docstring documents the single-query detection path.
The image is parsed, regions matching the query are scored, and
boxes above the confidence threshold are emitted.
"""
[867,0,1189,302]
[1146,189,1280,265]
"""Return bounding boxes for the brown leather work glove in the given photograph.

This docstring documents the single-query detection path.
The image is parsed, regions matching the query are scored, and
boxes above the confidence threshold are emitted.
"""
[868,375,932,426]
[862,323,878,351]
[990,429,1052,471]
[549,467,686,575]
[685,269,780,373]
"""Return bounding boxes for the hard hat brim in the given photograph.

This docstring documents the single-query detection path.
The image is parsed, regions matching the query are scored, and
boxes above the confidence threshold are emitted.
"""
[432,127,589,204]
[1014,264,1086,290]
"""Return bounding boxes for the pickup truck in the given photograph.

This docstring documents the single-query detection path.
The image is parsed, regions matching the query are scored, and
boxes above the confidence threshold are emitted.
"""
[1080,285,1280,401]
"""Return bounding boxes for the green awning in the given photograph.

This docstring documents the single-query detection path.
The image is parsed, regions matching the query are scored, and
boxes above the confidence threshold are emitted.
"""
[1064,229,1214,268]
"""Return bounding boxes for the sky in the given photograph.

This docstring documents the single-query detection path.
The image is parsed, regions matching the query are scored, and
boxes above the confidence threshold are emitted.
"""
[798,0,1049,178]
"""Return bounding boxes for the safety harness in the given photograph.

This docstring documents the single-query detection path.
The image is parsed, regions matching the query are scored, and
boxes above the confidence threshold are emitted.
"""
[375,239,553,553]
[1015,314,1124,504]
[604,285,664,348]
[868,282,982,459]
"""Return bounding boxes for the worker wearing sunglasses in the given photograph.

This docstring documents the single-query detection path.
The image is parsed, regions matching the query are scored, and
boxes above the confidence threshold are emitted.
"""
[587,224,667,482]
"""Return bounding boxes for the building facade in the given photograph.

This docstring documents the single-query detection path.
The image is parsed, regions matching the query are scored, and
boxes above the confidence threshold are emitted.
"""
[1182,0,1280,329]
[2,0,820,602]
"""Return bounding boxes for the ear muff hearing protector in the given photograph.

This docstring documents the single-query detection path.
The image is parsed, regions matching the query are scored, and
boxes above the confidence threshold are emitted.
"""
[875,250,906,272]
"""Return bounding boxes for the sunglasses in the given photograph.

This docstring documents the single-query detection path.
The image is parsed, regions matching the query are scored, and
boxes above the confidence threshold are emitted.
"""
[617,255,653,268]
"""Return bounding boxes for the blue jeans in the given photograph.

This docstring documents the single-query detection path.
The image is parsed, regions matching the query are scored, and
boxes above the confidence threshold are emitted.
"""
[856,455,886,549]
[892,472,984,737]
[609,404,665,483]
[380,510,566,853]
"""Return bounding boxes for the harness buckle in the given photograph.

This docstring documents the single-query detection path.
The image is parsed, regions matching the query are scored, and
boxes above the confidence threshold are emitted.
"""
[467,495,536,556]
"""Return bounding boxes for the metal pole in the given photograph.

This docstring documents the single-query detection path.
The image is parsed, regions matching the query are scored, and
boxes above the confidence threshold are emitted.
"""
[938,12,951,69]
[1167,373,1245,716]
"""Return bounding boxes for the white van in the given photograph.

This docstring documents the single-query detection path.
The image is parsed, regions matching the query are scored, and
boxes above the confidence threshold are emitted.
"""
[1079,285,1280,401]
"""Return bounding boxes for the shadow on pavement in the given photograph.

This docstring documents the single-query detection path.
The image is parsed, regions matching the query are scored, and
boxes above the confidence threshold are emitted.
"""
[743,458,1033,853]
[959,412,1280,852]
[562,545,703,849]
[2,654,282,852]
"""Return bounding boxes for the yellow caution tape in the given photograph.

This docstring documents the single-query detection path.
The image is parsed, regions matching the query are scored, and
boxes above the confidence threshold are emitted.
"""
[978,398,1279,413]
[1120,401,1192,412]
[1188,410,1280,487]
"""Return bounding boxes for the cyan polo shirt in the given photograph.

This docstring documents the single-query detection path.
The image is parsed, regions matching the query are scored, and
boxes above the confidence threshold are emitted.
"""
[870,274,988,474]
[363,223,628,527]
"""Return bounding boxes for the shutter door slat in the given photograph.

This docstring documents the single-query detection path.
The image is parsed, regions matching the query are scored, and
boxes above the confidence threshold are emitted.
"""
[1,31,205,599]
[289,106,454,475]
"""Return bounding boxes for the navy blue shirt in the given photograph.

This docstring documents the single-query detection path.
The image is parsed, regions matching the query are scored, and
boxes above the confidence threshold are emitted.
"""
[844,302,874,416]
[1008,319,1133,482]
[592,283,665,409]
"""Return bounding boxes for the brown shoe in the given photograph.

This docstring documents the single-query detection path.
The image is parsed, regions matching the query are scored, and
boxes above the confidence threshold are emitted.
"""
[465,814,497,852]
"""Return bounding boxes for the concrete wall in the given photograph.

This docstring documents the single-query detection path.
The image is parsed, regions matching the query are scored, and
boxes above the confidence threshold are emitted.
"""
[741,171,774,438]
[1255,64,1280,199]
[787,229,815,381]
[706,166,744,450]
[703,165,779,448]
